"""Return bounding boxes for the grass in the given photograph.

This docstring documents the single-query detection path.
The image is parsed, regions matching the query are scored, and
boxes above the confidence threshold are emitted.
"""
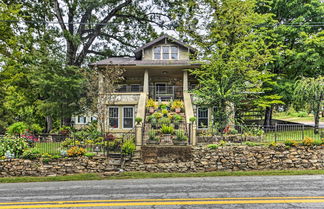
[264,128,323,142]
[273,112,324,123]
[35,142,62,155]
[2,170,324,183]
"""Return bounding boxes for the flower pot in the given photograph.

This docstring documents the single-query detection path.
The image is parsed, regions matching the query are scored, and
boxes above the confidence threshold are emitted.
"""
[149,107,155,113]
[175,108,181,113]
[160,134,172,144]
[147,140,160,145]
[172,140,187,146]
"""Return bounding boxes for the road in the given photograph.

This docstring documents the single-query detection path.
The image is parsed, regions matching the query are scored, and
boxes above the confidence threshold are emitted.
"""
[1,175,324,208]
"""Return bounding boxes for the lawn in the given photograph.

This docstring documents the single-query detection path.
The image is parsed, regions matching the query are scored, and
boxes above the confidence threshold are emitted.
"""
[35,142,62,155]
[273,112,324,123]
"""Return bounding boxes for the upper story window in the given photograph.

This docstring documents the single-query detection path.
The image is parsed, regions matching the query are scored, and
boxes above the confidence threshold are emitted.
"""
[153,46,178,60]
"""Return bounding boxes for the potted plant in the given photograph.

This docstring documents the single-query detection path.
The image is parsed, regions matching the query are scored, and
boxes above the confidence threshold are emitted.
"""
[135,117,142,125]
[171,100,184,113]
[162,109,168,117]
[147,130,160,145]
[189,116,197,123]
[146,98,157,113]
[160,125,174,143]
[150,118,158,129]
[158,117,171,127]
[173,130,188,145]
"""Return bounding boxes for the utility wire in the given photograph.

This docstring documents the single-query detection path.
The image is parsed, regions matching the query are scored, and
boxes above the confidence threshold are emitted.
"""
[0,19,324,27]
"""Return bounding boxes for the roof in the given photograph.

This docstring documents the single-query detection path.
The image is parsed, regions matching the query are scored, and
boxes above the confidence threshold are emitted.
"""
[90,56,201,67]
[134,34,197,54]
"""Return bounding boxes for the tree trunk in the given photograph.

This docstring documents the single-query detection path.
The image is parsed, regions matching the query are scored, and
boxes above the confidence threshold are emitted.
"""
[314,110,319,134]
[45,116,53,133]
[264,106,273,126]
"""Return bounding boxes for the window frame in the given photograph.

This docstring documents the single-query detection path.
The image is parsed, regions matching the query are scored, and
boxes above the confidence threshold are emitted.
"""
[77,116,87,124]
[122,106,134,129]
[152,45,179,60]
[108,106,119,129]
[197,107,209,129]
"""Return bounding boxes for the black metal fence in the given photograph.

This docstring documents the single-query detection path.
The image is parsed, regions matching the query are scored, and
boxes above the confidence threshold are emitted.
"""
[197,124,324,144]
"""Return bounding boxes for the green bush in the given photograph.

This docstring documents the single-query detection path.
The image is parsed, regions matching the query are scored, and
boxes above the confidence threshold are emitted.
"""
[61,138,75,148]
[148,130,159,141]
[135,117,142,124]
[152,112,163,119]
[158,117,171,126]
[30,124,43,135]
[175,130,188,141]
[161,125,174,134]
[207,144,220,149]
[189,117,196,123]
[84,152,96,157]
[22,148,41,159]
[121,139,136,155]
[243,141,261,147]
[172,114,183,122]
[296,112,308,117]
[0,138,29,158]
[284,139,299,147]
[6,122,28,136]
[313,139,323,146]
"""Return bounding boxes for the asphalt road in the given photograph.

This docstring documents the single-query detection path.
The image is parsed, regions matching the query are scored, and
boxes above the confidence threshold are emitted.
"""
[1,175,324,208]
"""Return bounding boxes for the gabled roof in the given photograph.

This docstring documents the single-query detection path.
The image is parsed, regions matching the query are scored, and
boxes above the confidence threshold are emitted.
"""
[134,34,197,54]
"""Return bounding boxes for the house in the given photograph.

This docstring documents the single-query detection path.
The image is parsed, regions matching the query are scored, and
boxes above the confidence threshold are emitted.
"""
[90,35,219,146]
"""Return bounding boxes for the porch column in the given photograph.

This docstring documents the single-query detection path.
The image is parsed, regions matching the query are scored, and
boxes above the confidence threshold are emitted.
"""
[143,69,149,94]
[183,70,188,92]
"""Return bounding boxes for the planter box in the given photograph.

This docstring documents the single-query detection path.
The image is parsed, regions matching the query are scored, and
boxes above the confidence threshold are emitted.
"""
[147,140,160,145]
[172,140,187,146]
[160,134,173,144]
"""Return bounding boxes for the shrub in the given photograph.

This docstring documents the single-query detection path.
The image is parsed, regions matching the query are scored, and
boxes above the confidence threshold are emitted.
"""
[171,100,184,110]
[243,141,261,147]
[22,148,41,159]
[84,152,96,157]
[284,139,299,147]
[162,109,168,116]
[146,98,157,108]
[172,114,183,122]
[158,117,171,126]
[61,138,75,148]
[296,111,308,117]
[0,138,28,158]
[159,103,168,110]
[207,144,220,149]
[67,146,86,157]
[302,137,314,146]
[228,129,238,135]
[30,124,43,135]
[313,139,323,146]
[121,139,136,155]
[148,130,159,141]
[160,125,174,134]
[6,122,28,136]
[174,130,188,141]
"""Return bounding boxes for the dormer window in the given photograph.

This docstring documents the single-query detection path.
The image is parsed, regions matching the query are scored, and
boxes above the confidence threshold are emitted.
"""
[153,46,178,60]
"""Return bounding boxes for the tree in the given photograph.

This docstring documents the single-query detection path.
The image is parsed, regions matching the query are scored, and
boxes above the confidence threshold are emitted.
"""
[255,0,324,124]
[294,76,324,134]
[177,0,280,129]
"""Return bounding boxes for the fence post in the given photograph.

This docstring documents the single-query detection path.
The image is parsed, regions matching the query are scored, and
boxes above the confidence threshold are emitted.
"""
[135,124,142,150]
[191,124,197,146]
[274,123,278,143]
[302,124,305,140]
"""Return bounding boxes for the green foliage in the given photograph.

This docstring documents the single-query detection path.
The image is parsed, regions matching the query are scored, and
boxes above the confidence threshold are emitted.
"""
[67,146,86,157]
[243,141,261,147]
[313,139,323,146]
[121,139,136,156]
[189,117,196,123]
[207,144,220,149]
[30,124,43,135]
[160,125,174,134]
[6,122,28,136]
[162,109,168,116]
[152,112,163,120]
[243,126,264,136]
[302,137,315,146]
[172,114,183,122]
[146,99,157,108]
[159,104,168,110]
[284,139,299,147]
[0,137,28,158]
[22,148,41,159]
[135,117,142,124]
[148,130,159,141]
[84,152,96,157]
[171,100,184,110]
[174,130,188,141]
[158,117,171,126]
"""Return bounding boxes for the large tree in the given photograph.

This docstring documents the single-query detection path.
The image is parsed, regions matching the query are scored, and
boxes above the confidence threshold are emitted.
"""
[176,0,281,129]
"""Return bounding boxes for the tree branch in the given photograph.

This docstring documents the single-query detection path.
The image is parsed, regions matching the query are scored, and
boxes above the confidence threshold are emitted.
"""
[115,14,165,27]
[100,33,137,48]
[75,0,132,66]
[53,0,67,32]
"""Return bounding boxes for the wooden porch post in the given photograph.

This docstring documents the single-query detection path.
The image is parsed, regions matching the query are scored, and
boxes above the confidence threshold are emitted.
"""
[143,69,149,94]
[183,70,188,92]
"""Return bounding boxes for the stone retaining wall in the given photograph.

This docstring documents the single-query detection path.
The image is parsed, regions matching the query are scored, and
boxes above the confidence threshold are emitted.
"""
[1,146,324,177]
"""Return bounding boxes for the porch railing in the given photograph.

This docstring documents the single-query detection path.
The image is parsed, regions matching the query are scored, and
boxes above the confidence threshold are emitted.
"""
[149,85,183,101]
[115,85,143,93]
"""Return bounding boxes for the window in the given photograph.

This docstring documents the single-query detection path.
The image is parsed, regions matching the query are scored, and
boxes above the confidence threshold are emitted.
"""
[91,116,97,122]
[78,116,87,124]
[171,46,178,59]
[108,107,119,128]
[123,107,134,129]
[153,46,178,60]
[153,46,161,59]
[197,107,208,129]
[162,46,169,60]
